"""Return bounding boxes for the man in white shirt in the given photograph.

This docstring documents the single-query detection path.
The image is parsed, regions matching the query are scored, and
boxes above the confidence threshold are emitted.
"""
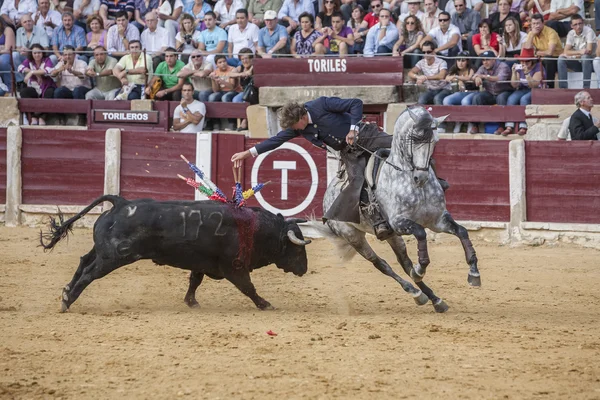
[49,45,91,99]
[106,11,140,58]
[141,11,174,70]
[277,0,314,34]
[173,82,206,133]
[420,0,441,33]
[214,0,245,30]
[33,0,61,38]
[559,14,595,89]
[399,0,425,23]
[422,11,461,64]
[177,50,213,101]
[14,13,50,69]
[1,0,37,27]
[228,9,259,59]
[546,0,583,37]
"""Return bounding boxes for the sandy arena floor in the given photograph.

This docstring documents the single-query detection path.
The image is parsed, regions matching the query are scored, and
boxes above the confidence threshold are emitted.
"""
[1,226,600,399]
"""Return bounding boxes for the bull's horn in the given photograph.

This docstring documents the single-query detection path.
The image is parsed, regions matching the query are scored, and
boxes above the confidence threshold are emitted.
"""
[435,114,449,125]
[286,218,307,224]
[287,230,312,246]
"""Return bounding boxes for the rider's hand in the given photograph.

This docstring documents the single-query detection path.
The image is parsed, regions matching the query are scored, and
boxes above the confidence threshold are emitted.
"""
[345,130,358,145]
[231,150,251,168]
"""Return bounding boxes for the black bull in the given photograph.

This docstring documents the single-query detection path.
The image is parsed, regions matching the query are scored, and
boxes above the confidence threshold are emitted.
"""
[40,195,311,312]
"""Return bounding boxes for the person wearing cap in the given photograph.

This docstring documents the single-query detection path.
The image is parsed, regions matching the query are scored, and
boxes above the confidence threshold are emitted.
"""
[469,50,512,134]
[421,11,461,66]
[277,0,314,34]
[257,10,290,57]
[558,14,594,89]
[363,7,398,56]
[497,47,545,135]
[421,0,441,33]
[408,40,452,105]
[524,13,563,88]
[568,91,600,140]
[398,0,424,24]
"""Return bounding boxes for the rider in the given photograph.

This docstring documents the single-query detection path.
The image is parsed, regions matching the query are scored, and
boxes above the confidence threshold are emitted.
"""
[231,97,441,240]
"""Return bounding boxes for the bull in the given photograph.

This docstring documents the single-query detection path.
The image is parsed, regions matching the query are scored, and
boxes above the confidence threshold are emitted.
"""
[40,195,311,312]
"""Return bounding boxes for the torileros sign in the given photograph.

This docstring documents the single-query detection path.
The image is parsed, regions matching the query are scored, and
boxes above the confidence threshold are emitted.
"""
[250,142,322,217]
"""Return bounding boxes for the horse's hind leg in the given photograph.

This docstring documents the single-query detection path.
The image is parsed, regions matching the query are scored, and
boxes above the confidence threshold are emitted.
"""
[331,223,428,306]
[434,211,481,287]
[389,217,430,282]
[386,236,449,313]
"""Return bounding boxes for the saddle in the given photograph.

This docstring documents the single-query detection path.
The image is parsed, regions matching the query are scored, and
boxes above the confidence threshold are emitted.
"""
[365,148,390,190]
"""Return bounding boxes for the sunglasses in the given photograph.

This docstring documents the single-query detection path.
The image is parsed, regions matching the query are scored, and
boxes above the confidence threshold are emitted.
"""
[191,55,201,58]
[438,18,449,22]
[423,50,433,54]
[379,14,390,17]
[406,21,415,25]
[371,4,381,7]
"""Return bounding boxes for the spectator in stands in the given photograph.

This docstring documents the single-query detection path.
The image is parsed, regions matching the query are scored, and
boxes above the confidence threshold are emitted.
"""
[73,0,101,31]
[408,40,451,106]
[569,91,600,140]
[392,15,424,69]
[141,11,175,70]
[1,0,37,28]
[18,43,56,125]
[360,0,382,29]
[498,47,545,135]
[320,12,354,56]
[176,14,201,63]
[363,7,398,56]
[84,46,121,100]
[248,0,283,27]
[470,50,512,134]
[524,13,562,88]
[227,9,259,60]
[14,14,50,72]
[106,11,140,59]
[185,0,213,26]
[291,12,323,56]
[133,0,160,32]
[546,0,583,38]
[525,0,551,20]
[472,19,500,62]
[198,11,228,66]
[442,51,477,132]
[50,45,92,99]
[157,0,183,42]
[257,10,289,57]
[489,0,521,34]
[558,14,594,89]
[100,0,135,28]
[34,0,62,40]
[228,47,254,129]
[347,4,366,53]
[113,39,153,99]
[214,0,245,30]
[208,54,240,102]
[491,0,526,19]
[450,0,480,51]
[445,0,482,14]
[422,11,461,63]
[315,0,339,31]
[145,47,186,100]
[0,18,21,91]
[498,16,526,61]
[398,0,424,24]
[420,0,441,33]
[86,16,108,52]
[173,81,206,132]
[52,12,86,63]
[278,0,314,34]
[178,49,212,100]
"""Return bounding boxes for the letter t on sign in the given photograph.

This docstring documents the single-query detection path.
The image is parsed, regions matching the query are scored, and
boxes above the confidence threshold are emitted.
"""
[273,161,296,200]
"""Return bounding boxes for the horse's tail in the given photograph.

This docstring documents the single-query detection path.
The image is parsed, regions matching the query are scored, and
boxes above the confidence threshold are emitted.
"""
[309,220,358,262]
[40,195,126,251]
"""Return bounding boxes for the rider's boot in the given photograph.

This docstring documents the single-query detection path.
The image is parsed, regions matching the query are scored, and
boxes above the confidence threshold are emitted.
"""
[361,201,394,241]
[430,157,450,191]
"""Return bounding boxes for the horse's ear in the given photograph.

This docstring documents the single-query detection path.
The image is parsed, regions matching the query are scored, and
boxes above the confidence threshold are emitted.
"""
[406,107,417,122]
[436,114,450,125]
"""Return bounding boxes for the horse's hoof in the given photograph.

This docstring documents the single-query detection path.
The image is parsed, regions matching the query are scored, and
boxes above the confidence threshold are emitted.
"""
[413,291,429,306]
[410,266,424,283]
[186,301,200,308]
[468,274,481,287]
[60,301,69,313]
[433,299,449,313]
[259,303,275,311]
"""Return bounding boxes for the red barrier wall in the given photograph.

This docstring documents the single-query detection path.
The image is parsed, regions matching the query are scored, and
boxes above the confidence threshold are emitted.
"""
[433,140,510,222]
[0,128,6,205]
[526,141,600,224]
[21,129,105,205]
[120,131,197,201]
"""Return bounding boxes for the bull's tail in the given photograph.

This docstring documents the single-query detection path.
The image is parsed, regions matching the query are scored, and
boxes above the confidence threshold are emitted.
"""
[40,195,126,251]
[309,220,358,262]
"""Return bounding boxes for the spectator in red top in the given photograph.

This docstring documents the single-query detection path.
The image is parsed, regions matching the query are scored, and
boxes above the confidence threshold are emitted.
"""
[472,19,499,67]
[359,0,382,29]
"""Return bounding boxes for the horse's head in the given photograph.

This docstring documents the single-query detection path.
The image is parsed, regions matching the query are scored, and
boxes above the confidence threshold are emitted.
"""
[392,106,446,187]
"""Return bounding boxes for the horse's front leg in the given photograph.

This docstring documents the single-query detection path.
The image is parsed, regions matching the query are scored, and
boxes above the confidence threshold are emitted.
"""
[389,217,430,282]
[434,211,481,287]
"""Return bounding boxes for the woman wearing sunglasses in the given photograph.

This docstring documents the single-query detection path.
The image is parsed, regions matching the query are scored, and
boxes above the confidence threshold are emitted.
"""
[392,15,424,69]
[442,51,477,133]
[316,0,341,32]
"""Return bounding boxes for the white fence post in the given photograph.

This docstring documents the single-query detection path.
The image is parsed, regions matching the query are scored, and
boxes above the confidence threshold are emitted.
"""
[195,132,212,200]
[104,128,121,209]
[5,126,22,226]
[509,139,526,240]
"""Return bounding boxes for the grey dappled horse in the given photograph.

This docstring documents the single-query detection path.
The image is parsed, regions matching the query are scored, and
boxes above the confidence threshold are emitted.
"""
[316,106,481,313]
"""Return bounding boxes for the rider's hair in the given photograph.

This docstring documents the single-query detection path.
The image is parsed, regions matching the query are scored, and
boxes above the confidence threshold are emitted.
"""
[279,102,307,129]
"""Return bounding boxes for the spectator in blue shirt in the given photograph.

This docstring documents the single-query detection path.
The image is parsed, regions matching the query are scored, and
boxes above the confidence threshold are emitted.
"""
[51,12,87,62]
[199,11,228,67]
[185,0,213,28]
[363,7,397,56]
[278,0,314,34]
[100,0,135,28]
[257,10,289,57]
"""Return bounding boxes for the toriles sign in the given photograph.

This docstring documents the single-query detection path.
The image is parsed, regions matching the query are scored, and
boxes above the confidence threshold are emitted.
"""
[94,110,159,123]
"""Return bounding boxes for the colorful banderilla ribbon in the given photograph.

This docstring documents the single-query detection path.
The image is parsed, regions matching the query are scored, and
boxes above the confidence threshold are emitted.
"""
[177,174,227,202]
[180,154,226,199]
